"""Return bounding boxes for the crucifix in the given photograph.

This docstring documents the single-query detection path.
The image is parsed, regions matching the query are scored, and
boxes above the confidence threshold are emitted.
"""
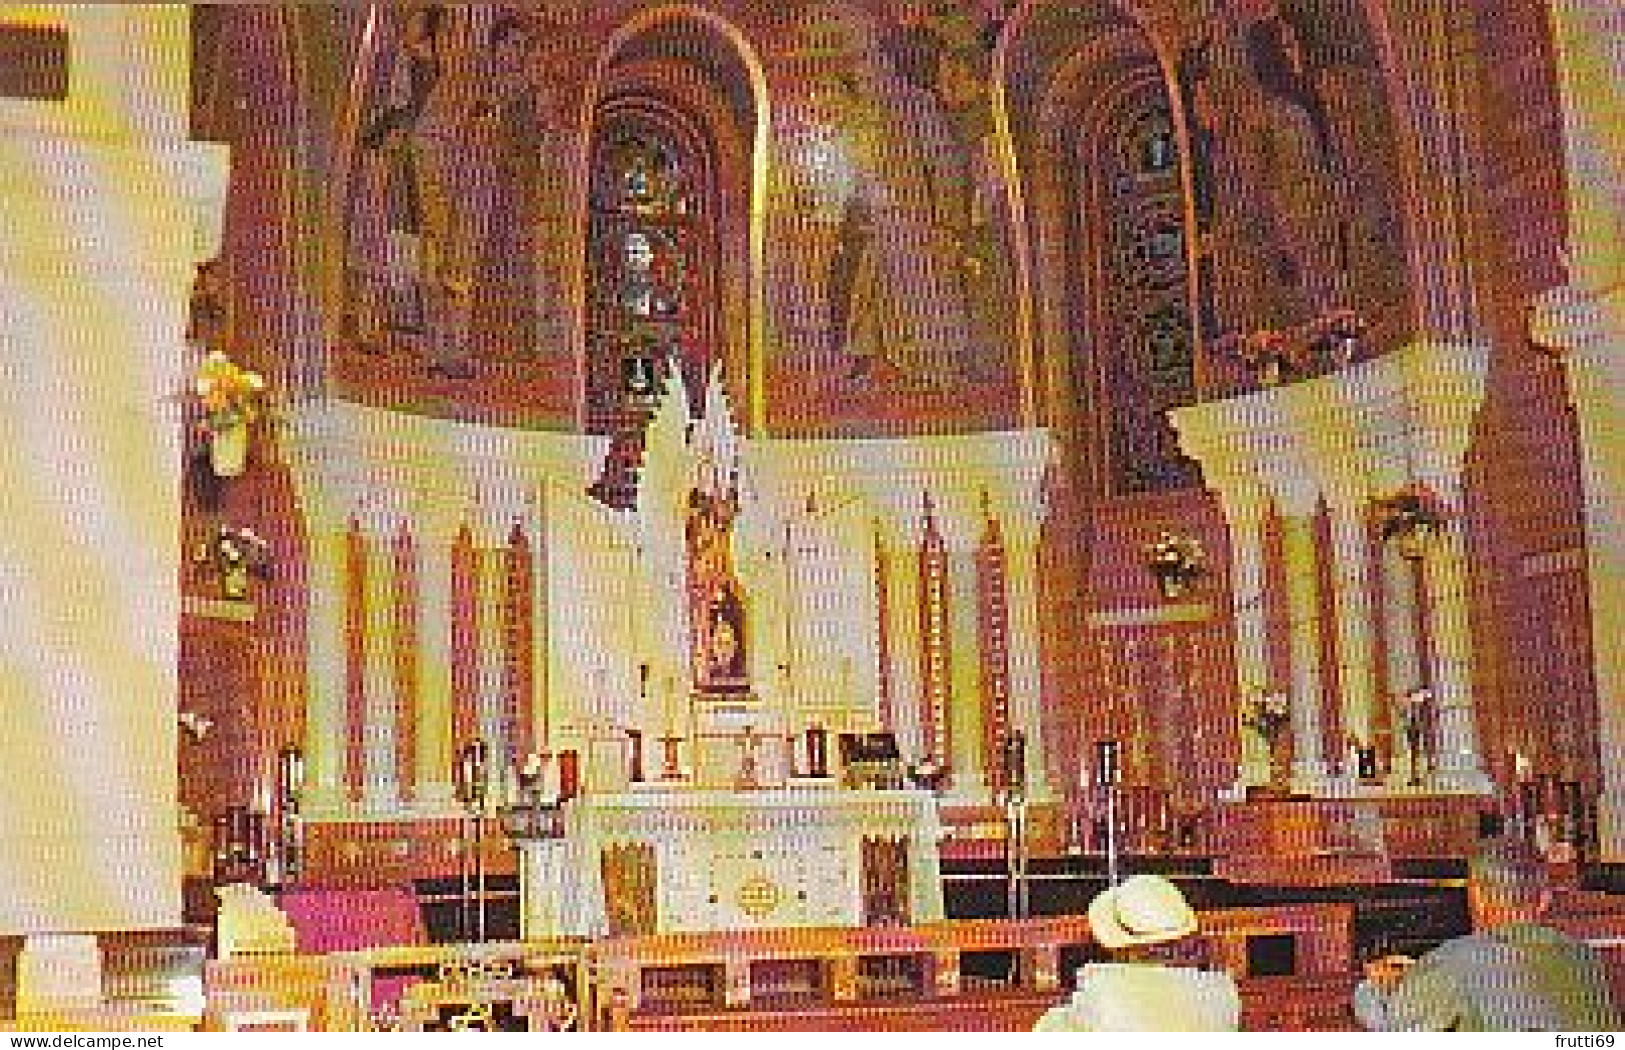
[658,732,684,780]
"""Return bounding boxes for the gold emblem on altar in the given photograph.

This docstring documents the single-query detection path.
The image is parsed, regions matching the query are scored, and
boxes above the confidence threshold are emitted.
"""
[446,1003,495,1031]
[736,874,782,920]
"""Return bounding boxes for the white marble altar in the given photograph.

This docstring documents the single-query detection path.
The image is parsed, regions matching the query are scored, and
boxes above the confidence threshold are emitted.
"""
[523,788,943,937]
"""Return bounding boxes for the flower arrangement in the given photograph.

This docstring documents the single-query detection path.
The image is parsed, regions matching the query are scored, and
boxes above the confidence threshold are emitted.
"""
[195,523,272,599]
[195,351,266,478]
[194,350,265,433]
[1310,308,1369,344]
[1309,308,1369,368]
[1218,308,1374,385]
[1374,481,1448,556]
[1241,690,1292,743]
[1145,530,1207,599]
[1221,327,1311,384]
[1397,687,1434,785]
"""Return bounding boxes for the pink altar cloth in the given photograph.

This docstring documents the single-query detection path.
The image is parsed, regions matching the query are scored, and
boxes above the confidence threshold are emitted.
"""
[278,887,426,953]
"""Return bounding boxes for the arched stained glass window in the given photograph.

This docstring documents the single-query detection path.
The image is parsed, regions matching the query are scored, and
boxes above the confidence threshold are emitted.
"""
[1088,94,1201,494]
[585,105,717,507]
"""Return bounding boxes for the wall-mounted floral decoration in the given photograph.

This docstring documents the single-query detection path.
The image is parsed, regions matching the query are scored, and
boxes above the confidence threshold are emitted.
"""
[1307,308,1369,368]
[1374,481,1448,559]
[195,523,272,600]
[1230,328,1307,386]
[1242,689,1292,790]
[1242,690,1291,745]
[1217,307,1374,387]
[1145,530,1207,599]
[194,350,265,478]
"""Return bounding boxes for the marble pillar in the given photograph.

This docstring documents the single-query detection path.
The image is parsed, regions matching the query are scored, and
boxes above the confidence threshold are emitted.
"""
[359,515,402,813]
[414,532,458,812]
[302,521,352,816]
[1279,509,1330,791]
[1415,490,1492,793]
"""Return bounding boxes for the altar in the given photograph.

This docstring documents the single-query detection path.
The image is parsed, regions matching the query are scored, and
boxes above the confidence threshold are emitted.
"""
[521,789,944,938]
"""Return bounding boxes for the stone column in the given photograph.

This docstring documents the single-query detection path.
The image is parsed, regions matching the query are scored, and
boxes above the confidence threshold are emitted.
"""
[876,514,926,766]
[1278,506,1330,791]
[1415,481,1491,793]
[945,542,987,802]
[1217,481,1274,789]
[526,505,551,756]
[1000,520,1053,803]
[1544,0,1625,292]
[1380,540,1426,787]
[413,524,458,813]
[302,519,352,816]
[473,522,513,807]
[1377,0,1489,342]
[1324,492,1380,752]
[1532,288,1625,860]
[1532,0,1625,861]
[358,512,402,813]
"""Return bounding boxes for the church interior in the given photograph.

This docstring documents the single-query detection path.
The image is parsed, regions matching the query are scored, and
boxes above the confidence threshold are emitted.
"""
[0,0,1620,1032]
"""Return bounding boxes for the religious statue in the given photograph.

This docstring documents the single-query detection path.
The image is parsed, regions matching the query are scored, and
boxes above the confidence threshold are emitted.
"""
[687,487,750,695]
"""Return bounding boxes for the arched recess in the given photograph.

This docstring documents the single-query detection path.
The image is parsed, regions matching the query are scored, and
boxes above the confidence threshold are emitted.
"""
[1003,5,1201,499]
[581,10,764,507]
[1003,0,1418,495]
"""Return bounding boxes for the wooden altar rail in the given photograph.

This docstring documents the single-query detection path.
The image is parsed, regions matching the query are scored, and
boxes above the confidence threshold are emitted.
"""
[199,904,1357,1031]
[597,903,1355,1030]
[1213,795,1488,885]
[612,977,1362,1032]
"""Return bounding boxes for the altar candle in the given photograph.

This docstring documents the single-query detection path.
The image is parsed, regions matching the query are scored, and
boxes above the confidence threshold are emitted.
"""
[1514,751,1531,781]
[1094,740,1122,786]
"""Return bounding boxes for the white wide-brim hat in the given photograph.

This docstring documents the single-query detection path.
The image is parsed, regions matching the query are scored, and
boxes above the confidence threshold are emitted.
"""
[1087,874,1198,949]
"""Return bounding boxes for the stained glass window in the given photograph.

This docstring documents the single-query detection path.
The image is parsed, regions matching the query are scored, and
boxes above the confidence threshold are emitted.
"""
[585,107,716,507]
[1087,97,1201,494]
[585,115,712,431]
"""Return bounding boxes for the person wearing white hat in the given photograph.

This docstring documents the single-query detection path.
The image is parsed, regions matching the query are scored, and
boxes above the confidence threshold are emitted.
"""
[1033,874,1241,1031]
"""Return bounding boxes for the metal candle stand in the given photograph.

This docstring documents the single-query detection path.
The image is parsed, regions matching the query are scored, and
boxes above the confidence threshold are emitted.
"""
[1095,740,1123,887]
[1001,730,1029,921]
[273,744,305,887]
[457,739,490,944]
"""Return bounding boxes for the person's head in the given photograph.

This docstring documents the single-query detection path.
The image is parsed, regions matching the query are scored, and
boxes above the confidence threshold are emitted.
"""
[624,231,654,274]
[1466,839,1550,929]
[1087,874,1200,962]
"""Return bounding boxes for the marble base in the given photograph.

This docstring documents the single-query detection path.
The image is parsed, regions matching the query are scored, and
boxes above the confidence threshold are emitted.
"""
[17,934,103,1015]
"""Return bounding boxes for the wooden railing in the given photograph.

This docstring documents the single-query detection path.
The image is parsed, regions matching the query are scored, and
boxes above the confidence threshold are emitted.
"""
[199,901,1367,1031]
[597,904,1356,1031]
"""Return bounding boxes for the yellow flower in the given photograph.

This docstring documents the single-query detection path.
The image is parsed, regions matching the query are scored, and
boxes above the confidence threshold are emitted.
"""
[194,351,265,431]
